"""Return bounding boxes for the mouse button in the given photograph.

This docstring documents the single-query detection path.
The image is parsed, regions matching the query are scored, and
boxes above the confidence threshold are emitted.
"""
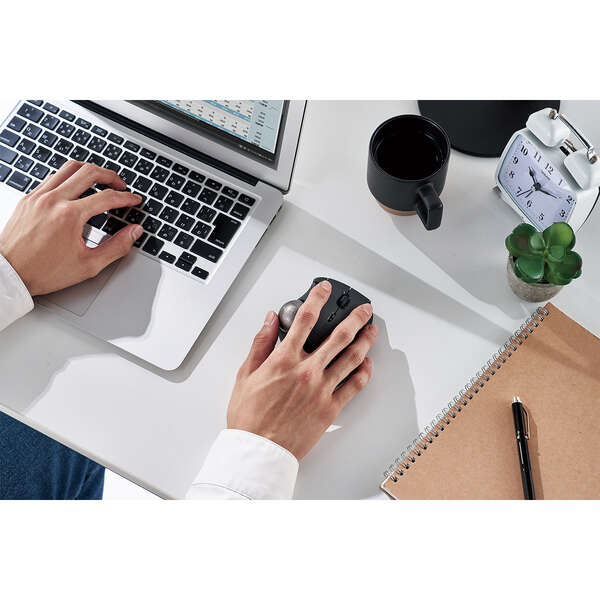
[337,291,351,309]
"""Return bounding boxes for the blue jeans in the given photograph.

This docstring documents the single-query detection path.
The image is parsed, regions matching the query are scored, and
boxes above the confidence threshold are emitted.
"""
[0,412,104,500]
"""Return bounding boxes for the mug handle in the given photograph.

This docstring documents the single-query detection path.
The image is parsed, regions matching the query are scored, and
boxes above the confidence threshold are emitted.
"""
[416,183,443,230]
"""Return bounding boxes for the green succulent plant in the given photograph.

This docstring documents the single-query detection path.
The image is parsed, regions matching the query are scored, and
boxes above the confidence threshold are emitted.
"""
[505,222,582,286]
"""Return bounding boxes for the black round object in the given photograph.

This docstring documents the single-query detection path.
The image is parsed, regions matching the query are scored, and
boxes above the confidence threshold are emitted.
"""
[418,100,561,158]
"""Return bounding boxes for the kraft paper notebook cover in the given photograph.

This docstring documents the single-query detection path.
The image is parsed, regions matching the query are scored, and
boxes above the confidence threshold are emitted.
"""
[381,303,600,499]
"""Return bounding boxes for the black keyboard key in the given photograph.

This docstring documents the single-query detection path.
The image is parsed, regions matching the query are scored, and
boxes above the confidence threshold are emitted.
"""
[39,131,58,147]
[125,208,145,224]
[92,125,107,137]
[108,133,124,145]
[88,136,106,152]
[189,170,205,183]
[87,153,105,167]
[124,140,140,152]
[140,148,156,160]
[156,156,172,168]
[6,170,31,191]
[166,173,185,190]
[56,122,75,138]
[181,198,200,216]
[158,224,178,241]
[75,118,91,129]
[182,180,201,198]
[0,164,11,181]
[48,154,68,169]
[43,102,59,114]
[8,116,26,132]
[214,195,234,213]
[159,251,176,264]
[222,186,239,199]
[208,213,241,249]
[150,165,169,183]
[173,163,189,175]
[198,206,216,223]
[16,139,35,155]
[231,202,250,220]
[159,206,178,223]
[87,213,107,229]
[80,187,97,198]
[0,146,18,164]
[199,188,217,205]
[119,151,137,167]
[15,156,33,172]
[133,231,147,248]
[59,110,75,122]
[103,160,120,173]
[144,199,163,215]
[27,180,40,193]
[119,168,136,185]
[27,100,43,106]
[70,146,90,161]
[40,114,59,130]
[238,193,256,207]
[103,144,122,160]
[142,216,161,234]
[102,217,127,235]
[179,251,196,266]
[206,178,222,191]
[133,176,152,193]
[191,221,211,238]
[175,214,195,231]
[142,236,164,256]
[109,206,129,219]
[23,123,42,140]
[72,129,91,145]
[175,257,194,271]
[31,163,49,180]
[17,104,43,122]
[134,158,153,175]
[165,190,184,207]
[174,231,194,249]
[0,129,19,147]
[55,138,74,155]
[32,146,51,162]
[149,183,167,201]
[192,266,209,280]
[189,239,223,263]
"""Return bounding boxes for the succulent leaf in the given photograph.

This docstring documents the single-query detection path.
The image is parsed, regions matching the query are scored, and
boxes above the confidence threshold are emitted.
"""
[547,244,566,263]
[506,223,544,257]
[542,222,575,250]
[515,255,545,282]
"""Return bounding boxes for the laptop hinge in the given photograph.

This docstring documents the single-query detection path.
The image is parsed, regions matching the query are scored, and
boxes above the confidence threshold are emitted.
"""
[73,101,259,187]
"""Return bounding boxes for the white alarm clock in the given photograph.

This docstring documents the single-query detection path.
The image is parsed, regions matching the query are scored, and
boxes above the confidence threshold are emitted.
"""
[495,108,600,232]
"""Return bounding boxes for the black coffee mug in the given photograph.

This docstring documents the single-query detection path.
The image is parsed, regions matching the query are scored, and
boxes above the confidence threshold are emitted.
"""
[367,114,450,230]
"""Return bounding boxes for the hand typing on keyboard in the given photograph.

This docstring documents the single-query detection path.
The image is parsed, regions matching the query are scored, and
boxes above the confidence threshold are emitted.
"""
[226,280,377,460]
[0,160,143,296]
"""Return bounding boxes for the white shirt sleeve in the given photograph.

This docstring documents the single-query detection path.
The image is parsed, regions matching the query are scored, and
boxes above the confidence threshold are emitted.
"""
[186,429,299,500]
[0,254,34,333]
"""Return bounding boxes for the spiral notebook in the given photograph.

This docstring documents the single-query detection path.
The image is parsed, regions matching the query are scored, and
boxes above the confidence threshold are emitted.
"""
[381,303,600,499]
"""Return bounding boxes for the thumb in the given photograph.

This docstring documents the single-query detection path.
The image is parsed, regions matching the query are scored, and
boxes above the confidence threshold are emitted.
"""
[90,224,144,270]
[245,310,279,373]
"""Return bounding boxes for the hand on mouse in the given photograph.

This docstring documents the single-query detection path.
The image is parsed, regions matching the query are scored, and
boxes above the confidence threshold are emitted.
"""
[0,161,144,296]
[227,279,378,460]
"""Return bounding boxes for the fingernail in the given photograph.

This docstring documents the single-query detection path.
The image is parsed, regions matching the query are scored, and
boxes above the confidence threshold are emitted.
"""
[130,225,144,241]
[264,310,276,326]
[319,280,331,292]
[364,303,373,315]
[134,194,142,203]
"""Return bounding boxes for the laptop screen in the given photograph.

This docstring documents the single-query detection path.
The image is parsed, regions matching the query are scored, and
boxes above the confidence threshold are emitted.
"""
[133,100,287,164]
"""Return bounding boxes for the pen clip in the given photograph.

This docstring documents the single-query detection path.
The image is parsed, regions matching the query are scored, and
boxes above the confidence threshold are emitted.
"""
[522,406,530,440]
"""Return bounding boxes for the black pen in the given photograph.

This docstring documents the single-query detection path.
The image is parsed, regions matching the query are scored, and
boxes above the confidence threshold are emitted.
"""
[512,396,535,500]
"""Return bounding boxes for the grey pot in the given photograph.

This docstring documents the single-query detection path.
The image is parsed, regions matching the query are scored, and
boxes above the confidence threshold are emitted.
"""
[506,255,562,302]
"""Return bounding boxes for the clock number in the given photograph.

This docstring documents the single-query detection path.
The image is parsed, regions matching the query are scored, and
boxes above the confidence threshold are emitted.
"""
[539,213,544,222]
[558,178,563,186]
[545,163,553,174]
[566,196,573,204]
[517,186,522,193]
[512,156,518,164]
[560,209,566,218]
[526,199,532,208]
[534,151,541,162]
[509,170,515,179]
[520,145,528,156]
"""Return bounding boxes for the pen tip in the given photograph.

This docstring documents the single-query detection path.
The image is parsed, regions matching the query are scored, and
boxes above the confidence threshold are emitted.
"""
[513,396,521,403]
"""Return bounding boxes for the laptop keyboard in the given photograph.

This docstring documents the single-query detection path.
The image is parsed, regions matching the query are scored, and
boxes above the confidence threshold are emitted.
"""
[0,100,259,282]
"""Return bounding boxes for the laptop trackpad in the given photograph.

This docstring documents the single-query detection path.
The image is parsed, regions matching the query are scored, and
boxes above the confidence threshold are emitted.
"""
[43,261,120,317]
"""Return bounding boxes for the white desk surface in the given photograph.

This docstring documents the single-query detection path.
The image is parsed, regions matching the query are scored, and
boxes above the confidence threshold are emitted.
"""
[2,100,600,499]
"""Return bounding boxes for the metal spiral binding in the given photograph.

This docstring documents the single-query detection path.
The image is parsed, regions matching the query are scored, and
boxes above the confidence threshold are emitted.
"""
[383,306,550,482]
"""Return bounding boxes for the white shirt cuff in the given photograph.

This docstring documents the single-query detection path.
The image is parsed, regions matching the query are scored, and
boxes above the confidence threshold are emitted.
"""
[0,253,34,333]
[187,429,299,500]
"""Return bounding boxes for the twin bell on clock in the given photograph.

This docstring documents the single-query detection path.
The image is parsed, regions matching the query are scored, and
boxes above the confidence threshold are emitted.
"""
[495,108,600,232]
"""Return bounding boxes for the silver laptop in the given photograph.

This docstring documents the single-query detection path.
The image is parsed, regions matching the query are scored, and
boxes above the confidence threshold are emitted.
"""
[0,100,305,369]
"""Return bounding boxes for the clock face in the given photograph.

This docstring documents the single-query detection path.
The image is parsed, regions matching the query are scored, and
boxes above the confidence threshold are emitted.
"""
[499,134,576,229]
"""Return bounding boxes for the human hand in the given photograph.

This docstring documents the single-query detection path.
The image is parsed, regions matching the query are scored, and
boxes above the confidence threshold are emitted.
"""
[0,160,144,296]
[227,280,378,460]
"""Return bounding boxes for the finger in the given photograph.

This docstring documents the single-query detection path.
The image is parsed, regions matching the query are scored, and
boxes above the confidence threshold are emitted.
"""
[243,310,280,374]
[85,224,144,274]
[28,160,85,197]
[79,188,143,220]
[313,303,373,366]
[283,280,331,351]
[331,357,373,412]
[325,323,378,387]
[55,163,126,198]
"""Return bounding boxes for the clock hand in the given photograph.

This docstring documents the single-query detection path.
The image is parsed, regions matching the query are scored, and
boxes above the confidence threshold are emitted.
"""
[525,189,534,198]
[517,186,534,197]
[538,187,557,199]
[528,166,538,185]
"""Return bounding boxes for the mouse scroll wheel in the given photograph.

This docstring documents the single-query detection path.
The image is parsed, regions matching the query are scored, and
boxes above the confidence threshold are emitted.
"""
[337,293,350,309]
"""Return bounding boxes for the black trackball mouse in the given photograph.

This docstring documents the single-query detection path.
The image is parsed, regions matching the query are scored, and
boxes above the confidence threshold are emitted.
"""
[277,277,373,354]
